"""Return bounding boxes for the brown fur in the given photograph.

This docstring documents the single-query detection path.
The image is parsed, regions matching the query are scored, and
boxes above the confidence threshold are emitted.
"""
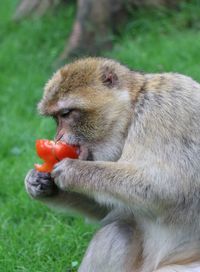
[160,251,200,267]
[39,58,143,115]
[25,57,200,272]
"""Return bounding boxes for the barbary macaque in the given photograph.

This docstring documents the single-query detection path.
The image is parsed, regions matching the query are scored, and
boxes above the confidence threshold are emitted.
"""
[25,58,200,272]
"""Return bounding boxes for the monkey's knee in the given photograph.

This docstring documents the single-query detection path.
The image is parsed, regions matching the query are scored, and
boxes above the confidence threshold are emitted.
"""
[78,221,134,272]
[154,263,200,272]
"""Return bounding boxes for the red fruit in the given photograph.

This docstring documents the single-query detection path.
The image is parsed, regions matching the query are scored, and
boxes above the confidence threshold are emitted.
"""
[34,162,54,173]
[35,139,79,173]
[54,141,79,160]
[35,140,57,163]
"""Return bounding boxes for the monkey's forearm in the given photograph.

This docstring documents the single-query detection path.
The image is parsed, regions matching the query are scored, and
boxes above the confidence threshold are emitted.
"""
[42,190,110,220]
[57,160,190,215]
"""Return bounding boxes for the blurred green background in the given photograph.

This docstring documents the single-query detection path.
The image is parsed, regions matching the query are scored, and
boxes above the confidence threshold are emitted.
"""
[0,1,200,271]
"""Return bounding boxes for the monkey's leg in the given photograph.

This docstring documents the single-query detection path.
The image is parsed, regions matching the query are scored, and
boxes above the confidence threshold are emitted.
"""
[154,263,200,272]
[25,169,109,220]
[78,220,141,272]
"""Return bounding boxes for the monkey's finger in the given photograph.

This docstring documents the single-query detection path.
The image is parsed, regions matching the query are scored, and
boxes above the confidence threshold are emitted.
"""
[37,172,51,179]
[51,167,62,180]
[51,159,67,178]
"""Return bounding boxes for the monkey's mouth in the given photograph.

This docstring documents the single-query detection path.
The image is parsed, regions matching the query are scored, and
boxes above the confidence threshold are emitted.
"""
[76,145,93,161]
[61,135,93,161]
[77,145,90,160]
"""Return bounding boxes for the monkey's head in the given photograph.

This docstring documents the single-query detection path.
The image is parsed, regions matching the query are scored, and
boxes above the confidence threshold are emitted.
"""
[38,58,137,161]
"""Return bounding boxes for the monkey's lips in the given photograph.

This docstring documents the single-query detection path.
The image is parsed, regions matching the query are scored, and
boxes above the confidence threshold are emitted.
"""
[61,136,91,160]
[77,145,90,160]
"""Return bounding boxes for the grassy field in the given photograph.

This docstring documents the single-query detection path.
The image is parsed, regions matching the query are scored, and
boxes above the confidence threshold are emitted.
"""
[0,1,200,271]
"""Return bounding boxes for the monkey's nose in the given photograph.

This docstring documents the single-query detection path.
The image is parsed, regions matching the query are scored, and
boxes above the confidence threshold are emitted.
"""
[54,129,65,142]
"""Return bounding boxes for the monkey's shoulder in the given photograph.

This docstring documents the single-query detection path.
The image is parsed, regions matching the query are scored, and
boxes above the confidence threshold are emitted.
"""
[134,72,200,112]
[141,72,200,96]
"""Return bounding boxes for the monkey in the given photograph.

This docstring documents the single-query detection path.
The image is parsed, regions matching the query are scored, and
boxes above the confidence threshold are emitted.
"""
[25,57,200,272]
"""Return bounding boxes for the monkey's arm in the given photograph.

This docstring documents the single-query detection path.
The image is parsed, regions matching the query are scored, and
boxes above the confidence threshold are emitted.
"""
[25,169,109,220]
[52,159,195,220]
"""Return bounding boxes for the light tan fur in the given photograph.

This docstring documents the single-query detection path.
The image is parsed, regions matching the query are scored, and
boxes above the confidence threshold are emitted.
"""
[25,57,200,272]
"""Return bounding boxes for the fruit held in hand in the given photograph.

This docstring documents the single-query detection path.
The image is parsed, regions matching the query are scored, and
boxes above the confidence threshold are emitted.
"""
[35,139,79,172]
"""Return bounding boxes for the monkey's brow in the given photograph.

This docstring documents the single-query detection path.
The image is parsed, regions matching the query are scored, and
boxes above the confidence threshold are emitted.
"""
[42,110,59,117]
[49,108,74,117]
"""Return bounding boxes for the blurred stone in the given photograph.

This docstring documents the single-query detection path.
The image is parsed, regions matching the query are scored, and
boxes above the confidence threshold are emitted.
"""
[10,146,22,156]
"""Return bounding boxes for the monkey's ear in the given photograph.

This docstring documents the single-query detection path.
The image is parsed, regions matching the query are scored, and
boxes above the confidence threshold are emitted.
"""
[101,67,118,88]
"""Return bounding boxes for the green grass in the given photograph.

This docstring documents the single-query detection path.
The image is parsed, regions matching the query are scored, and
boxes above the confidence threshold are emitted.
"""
[1,1,200,271]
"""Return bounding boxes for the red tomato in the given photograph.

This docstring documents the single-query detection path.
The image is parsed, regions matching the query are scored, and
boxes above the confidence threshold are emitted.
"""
[35,140,57,163]
[35,139,79,173]
[35,162,54,173]
[54,141,79,160]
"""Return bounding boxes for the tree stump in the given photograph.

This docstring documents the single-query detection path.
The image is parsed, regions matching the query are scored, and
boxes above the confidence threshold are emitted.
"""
[13,0,181,59]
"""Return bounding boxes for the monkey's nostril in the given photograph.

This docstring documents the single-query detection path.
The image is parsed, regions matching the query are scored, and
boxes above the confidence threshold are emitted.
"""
[55,133,64,142]
[55,128,66,142]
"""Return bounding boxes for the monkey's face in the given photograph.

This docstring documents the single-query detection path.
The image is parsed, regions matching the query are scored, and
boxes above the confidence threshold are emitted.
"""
[38,58,132,161]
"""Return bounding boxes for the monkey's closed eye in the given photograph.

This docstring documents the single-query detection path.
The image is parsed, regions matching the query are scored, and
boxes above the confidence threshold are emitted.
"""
[60,109,74,118]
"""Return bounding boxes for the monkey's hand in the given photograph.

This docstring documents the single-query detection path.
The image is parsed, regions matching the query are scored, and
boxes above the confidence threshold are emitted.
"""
[25,169,58,199]
[51,159,80,191]
[25,168,109,220]
[51,158,113,193]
